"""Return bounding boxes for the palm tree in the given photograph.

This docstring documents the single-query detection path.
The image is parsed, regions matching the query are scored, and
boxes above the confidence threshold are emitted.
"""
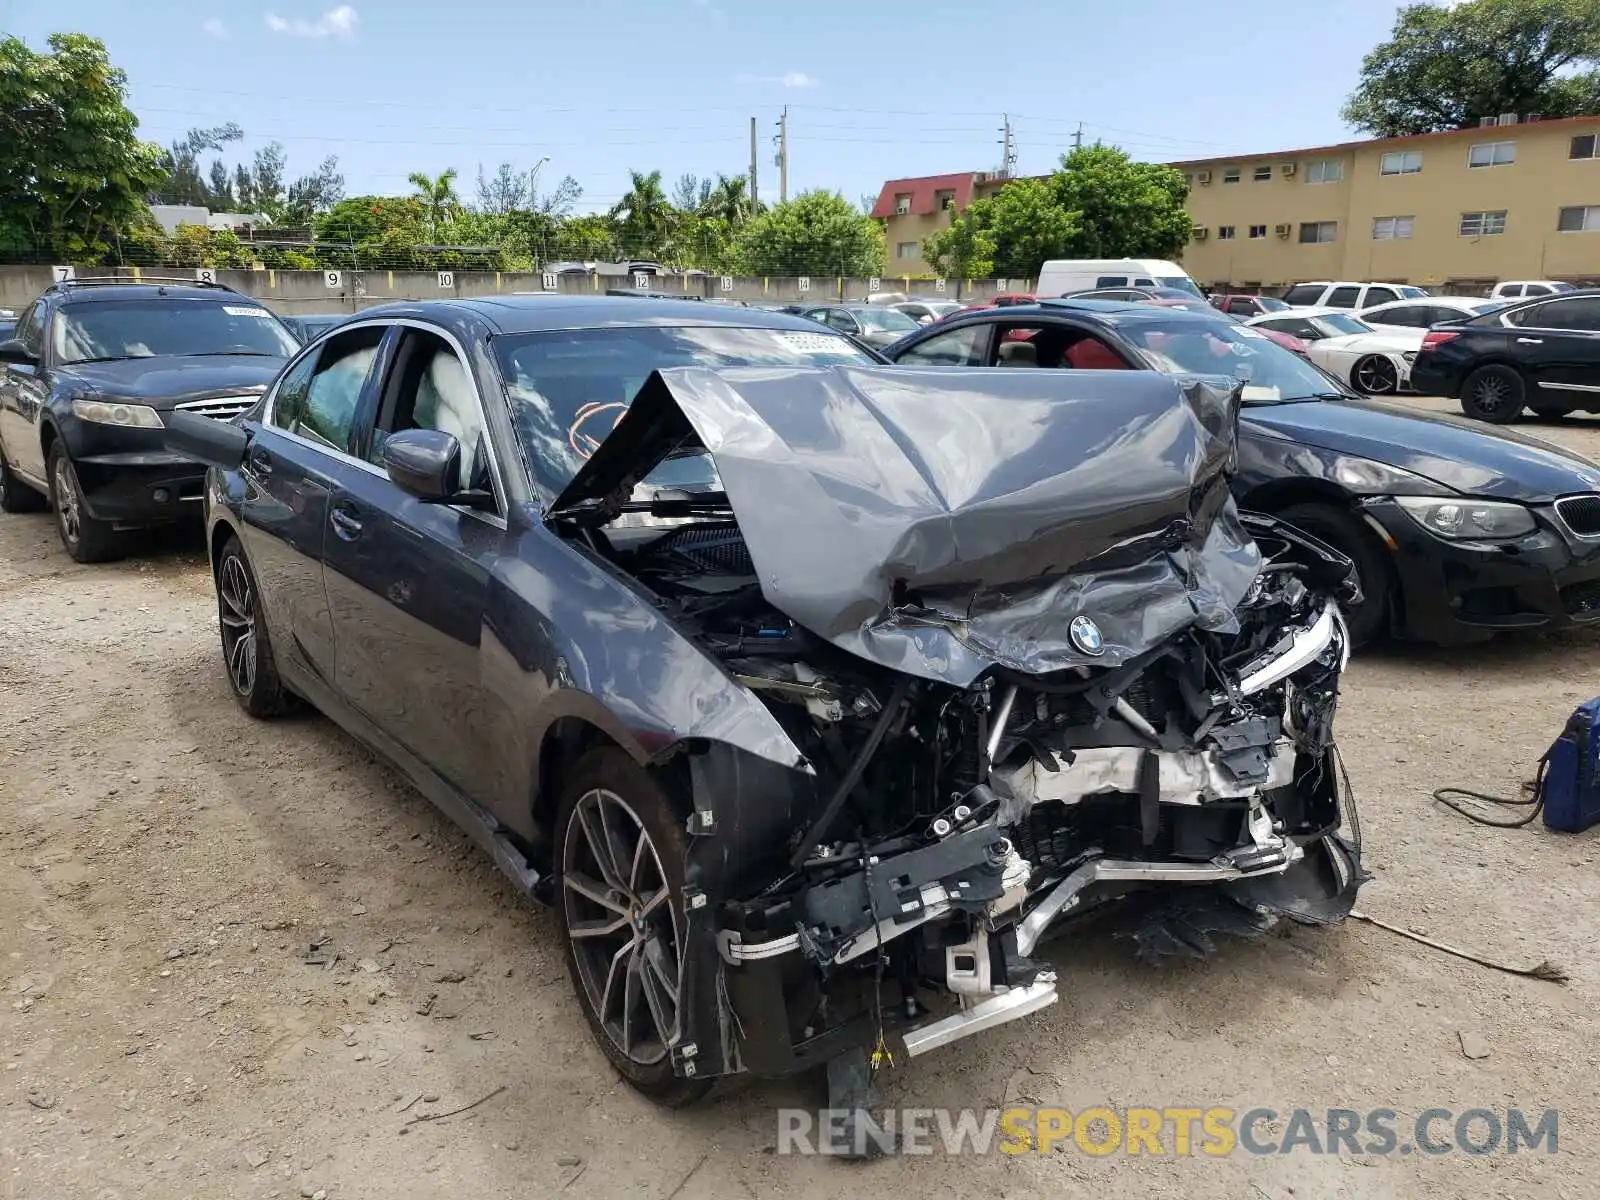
[408,169,460,235]
[609,169,673,257]
[703,173,755,228]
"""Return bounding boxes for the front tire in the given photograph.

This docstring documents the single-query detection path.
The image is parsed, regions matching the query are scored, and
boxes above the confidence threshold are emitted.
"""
[1459,364,1525,423]
[556,748,712,1108]
[1278,502,1393,648]
[215,536,296,717]
[1351,354,1399,396]
[47,444,121,563]
[0,452,46,513]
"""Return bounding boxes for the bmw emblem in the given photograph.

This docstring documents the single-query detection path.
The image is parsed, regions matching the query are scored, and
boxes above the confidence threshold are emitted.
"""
[1069,615,1105,657]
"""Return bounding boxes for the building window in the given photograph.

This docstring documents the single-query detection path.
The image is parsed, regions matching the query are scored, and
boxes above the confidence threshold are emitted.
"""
[1248,224,1268,239]
[894,193,911,215]
[1253,165,1272,182]
[1469,140,1517,168]
[895,241,919,259]
[1223,167,1241,184]
[935,190,955,211]
[1183,172,1194,186]
[1372,215,1415,240]
[1380,150,1424,176]
[1217,225,1236,240]
[1558,205,1600,231]
[1299,221,1338,244]
[1459,210,1507,236]
[1306,159,1343,184]
[1570,134,1599,160]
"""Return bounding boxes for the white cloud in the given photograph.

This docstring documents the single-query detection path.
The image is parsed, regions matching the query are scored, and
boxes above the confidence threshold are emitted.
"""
[265,5,359,39]
[735,71,818,88]
[201,17,228,38]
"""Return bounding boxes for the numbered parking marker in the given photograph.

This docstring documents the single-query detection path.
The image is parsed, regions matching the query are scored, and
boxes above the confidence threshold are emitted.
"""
[324,270,343,289]
[798,276,811,293]
[633,272,650,289]
[437,271,454,289]
[195,268,217,285]
[934,278,947,293]
[542,272,558,291]
[996,279,1009,292]
[720,275,733,292]
[868,277,881,292]
[52,266,75,283]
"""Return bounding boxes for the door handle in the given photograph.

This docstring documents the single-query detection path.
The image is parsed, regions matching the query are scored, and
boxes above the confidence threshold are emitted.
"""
[1517,337,1544,344]
[246,449,274,476]
[329,508,363,539]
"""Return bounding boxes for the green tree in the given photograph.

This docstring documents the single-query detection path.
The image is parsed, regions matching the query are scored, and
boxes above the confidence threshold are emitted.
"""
[1050,144,1191,261]
[408,169,461,236]
[0,33,166,260]
[731,190,885,276]
[926,178,1079,279]
[557,213,618,261]
[922,216,996,279]
[152,123,243,206]
[1343,0,1600,137]
[609,169,674,258]
[702,173,756,227]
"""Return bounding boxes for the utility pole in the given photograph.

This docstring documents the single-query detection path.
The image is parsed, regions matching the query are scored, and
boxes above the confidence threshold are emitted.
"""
[774,106,789,203]
[998,114,1016,177]
[1072,122,1084,151]
[749,116,759,208]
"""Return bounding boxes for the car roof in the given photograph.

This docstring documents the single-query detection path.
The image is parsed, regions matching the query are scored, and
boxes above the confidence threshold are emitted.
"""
[347,294,831,336]
[51,283,257,306]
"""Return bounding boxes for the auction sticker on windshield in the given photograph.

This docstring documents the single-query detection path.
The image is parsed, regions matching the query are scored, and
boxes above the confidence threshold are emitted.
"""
[778,332,852,354]
[223,306,273,318]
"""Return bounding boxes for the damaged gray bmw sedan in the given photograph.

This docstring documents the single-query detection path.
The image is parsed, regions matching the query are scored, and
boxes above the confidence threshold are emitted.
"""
[167,297,1365,1109]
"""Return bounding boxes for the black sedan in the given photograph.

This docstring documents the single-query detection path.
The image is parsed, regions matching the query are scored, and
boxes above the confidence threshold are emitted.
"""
[796,302,922,348]
[166,295,1366,1111]
[885,299,1600,646]
[0,279,299,561]
[1409,289,1600,423]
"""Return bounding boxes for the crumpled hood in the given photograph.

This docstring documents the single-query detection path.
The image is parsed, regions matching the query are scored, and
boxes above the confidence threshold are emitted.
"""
[52,356,284,407]
[550,365,1262,686]
[1245,398,1600,501]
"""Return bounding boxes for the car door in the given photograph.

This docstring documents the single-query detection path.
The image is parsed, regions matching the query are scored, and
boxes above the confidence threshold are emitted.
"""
[238,322,388,688]
[321,321,507,806]
[0,303,50,481]
[1504,296,1600,397]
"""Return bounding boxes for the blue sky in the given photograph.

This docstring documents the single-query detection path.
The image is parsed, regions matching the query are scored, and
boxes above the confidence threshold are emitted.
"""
[5,0,1413,211]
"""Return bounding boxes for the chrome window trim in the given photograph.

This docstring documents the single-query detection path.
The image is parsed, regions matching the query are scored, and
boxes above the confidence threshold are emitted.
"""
[259,316,511,528]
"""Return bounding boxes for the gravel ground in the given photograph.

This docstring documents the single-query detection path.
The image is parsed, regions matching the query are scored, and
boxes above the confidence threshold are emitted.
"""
[4,396,1600,1199]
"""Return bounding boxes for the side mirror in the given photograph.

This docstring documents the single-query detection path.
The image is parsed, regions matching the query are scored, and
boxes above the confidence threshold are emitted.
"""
[382,427,463,502]
[0,338,37,365]
[165,408,249,471]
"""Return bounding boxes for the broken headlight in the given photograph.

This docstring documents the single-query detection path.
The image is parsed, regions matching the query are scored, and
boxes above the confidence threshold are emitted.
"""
[1394,496,1535,540]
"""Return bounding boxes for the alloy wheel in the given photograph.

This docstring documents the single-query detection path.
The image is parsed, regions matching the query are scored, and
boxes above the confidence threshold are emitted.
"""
[52,455,81,547]
[218,555,258,696]
[1471,374,1510,416]
[1354,356,1398,395]
[562,787,683,1066]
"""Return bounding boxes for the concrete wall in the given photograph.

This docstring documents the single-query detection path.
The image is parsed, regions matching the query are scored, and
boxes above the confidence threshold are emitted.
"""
[0,266,1026,313]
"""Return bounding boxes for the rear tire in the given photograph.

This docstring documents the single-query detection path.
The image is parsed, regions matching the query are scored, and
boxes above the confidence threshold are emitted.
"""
[1278,503,1393,648]
[215,536,296,717]
[1459,364,1525,423]
[47,444,121,563]
[1351,354,1399,396]
[0,452,45,513]
[556,747,713,1108]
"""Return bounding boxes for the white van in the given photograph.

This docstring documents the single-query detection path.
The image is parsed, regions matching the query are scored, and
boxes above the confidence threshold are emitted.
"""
[1035,259,1202,299]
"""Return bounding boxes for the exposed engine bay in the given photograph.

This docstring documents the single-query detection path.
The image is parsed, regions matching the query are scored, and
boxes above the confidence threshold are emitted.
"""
[547,364,1367,1085]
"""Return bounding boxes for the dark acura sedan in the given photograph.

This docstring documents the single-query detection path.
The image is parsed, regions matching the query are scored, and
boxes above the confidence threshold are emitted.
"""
[885,299,1600,646]
[168,296,1365,1112]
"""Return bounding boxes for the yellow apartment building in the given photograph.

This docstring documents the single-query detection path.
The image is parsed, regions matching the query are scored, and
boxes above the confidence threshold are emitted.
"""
[1174,114,1600,292]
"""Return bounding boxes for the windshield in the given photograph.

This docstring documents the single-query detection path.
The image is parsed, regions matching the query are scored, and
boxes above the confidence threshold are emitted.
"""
[1311,313,1372,337]
[1113,316,1345,403]
[1156,276,1204,298]
[493,324,876,496]
[53,299,299,364]
[855,307,920,332]
[1256,296,1289,311]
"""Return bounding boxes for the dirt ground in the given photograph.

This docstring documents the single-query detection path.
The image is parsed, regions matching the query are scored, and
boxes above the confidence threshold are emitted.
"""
[4,396,1600,1200]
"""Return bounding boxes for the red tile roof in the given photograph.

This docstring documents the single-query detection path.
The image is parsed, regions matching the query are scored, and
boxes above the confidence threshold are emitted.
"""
[870,173,977,219]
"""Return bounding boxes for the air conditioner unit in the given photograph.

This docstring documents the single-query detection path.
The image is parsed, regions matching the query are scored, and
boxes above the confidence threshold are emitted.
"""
[1192,226,1209,240]
[1498,112,1519,126]
[974,171,991,184]
[1479,116,1498,127]
[1195,170,1212,185]
[1280,162,1297,177]
[1274,223,1292,238]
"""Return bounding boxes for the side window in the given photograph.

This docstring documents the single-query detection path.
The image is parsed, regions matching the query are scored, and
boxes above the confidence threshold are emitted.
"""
[1226,298,1255,315]
[893,324,990,366]
[1133,277,1156,287]
[1324,286,1361,308]
[1502,284,1524,298]
[17,303,45,357]
[270,325,383,453]
[1282,284,1324,306]
[372,329,492,496]
[1095,276,1128,287]
[1365,286,1399,305]
[1374,305,1422,327]
[1525,284,1552,296]
[1524,297,1600,331]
